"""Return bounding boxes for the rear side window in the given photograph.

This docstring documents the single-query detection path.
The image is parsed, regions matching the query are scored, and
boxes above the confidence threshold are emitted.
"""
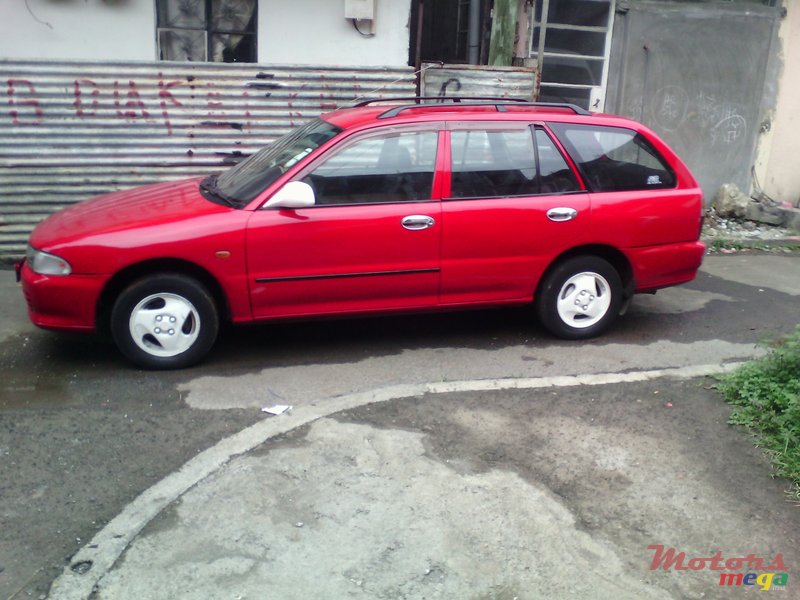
[549,124,676,192]
[449,127,580,198]
[535,129,581,194]
[450,129,538,198]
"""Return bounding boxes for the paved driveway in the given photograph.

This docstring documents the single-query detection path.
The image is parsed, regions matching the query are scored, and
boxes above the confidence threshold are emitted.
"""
[2,255,799,599]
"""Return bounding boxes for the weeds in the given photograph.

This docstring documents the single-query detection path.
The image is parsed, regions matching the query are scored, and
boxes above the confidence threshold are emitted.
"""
[717,326,800,499]
[706,238,800,254]
[708,239,747,252]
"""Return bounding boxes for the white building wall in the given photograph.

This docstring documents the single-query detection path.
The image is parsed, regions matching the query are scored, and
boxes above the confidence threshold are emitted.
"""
[258,0,411,66]
[761,3,800,205]
[0,0,156,61]
[0,0,411,67]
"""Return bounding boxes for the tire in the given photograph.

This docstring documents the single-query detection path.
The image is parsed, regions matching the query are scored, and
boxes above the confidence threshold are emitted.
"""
[535,256,623,340]
[110,274,219,369]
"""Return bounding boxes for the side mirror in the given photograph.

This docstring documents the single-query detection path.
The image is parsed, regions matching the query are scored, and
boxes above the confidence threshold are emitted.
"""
[263,181,315,209]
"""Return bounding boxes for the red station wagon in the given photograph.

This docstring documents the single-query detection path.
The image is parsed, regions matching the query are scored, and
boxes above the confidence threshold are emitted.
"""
[18,98,706,369]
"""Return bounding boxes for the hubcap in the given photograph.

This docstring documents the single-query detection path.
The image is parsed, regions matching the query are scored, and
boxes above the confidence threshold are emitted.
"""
[128,293,200,357]
[555,272,612,329]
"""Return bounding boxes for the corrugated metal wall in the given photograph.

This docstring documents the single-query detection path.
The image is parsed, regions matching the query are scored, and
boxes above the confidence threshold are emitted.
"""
[421,64,537,101]
[0,60,415,262]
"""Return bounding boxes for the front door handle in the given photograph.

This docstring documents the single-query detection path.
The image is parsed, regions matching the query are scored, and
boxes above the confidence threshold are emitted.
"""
[402,215,436,230]
[546,207,578,222]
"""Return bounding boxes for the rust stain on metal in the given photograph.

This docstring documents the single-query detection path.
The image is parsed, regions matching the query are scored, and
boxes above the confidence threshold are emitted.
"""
[0,60,416,261]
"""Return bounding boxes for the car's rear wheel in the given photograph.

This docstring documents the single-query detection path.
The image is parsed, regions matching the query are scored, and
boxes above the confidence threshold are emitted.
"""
[536,256,623,339]
[110,274,219,369]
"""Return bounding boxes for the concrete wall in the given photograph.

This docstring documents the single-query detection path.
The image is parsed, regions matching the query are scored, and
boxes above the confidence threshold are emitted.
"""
[0,0,156,61]
[606,1,780,201]
[758,3,800,205]
[258,0,412,66]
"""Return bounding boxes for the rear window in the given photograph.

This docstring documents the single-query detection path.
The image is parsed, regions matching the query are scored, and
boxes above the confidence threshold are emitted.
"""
[549,124,676,192]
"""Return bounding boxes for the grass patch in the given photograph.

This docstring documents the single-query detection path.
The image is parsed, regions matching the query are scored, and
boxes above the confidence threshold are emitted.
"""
[705,238,800,253]
[708,239,748,252]
[718,326,800,500]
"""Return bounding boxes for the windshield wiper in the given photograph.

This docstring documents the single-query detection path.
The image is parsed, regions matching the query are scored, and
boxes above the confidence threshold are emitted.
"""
[200,175,239,208]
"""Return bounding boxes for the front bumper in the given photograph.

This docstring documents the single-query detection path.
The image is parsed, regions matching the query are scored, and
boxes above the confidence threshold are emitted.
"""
[19,260,105,333]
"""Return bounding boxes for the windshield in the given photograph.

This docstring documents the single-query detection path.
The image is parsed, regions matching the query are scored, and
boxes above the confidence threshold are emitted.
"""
[216,118,342,205]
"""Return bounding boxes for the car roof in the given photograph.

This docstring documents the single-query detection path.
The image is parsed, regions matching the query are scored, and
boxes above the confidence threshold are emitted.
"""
[321,99,643,132]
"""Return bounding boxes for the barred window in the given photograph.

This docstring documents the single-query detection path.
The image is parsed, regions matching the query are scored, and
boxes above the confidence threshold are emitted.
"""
[156,0,257,63]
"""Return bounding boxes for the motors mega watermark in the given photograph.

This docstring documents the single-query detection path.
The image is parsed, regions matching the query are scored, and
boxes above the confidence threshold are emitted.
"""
[648,545,789,591]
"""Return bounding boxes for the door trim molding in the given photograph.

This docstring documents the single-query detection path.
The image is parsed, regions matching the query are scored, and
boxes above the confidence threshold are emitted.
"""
[255,268,440,284]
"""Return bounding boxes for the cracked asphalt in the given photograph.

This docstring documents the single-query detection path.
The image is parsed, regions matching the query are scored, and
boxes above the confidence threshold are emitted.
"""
[1,254,799,599]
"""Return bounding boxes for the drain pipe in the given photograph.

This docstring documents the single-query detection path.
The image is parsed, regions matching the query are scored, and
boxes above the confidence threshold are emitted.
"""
[468,0,481,64]
[415,0,425,97]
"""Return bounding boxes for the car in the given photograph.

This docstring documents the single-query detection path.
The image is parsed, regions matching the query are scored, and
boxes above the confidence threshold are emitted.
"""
[17,97,706,369]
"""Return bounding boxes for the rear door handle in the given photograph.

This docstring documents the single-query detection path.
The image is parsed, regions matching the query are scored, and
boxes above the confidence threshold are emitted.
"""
[546,207,578,222]
[402,215,436,230]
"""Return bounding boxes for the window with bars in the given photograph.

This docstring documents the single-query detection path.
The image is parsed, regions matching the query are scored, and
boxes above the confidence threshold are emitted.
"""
[530,0,615,111]
[156,0,257,63]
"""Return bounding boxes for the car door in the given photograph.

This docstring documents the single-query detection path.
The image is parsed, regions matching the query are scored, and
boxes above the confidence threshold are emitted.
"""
[245,125,443,319]
[440,122,591,305]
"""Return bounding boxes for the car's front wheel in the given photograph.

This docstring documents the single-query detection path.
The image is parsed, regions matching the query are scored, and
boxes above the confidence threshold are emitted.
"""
[110,274,219,369]
[535,256,623,339]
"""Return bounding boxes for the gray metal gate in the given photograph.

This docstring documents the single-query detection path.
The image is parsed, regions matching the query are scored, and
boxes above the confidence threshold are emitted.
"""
[604,2,780,200]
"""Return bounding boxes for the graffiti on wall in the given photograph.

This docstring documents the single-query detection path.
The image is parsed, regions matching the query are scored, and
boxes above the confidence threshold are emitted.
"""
[650,85,748,149]
[5,74,345,136]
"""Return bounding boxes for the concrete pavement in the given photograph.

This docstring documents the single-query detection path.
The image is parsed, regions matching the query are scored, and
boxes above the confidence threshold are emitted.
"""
[50,372,799,600]
[2,253,799,599]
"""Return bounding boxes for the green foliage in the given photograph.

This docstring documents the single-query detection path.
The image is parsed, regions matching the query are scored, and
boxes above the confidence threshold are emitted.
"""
[706,238,800,253]
[709,239,747,251]
[718,326,800,489]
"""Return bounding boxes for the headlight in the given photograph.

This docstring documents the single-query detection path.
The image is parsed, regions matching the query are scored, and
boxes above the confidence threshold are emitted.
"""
[26,245,72,275]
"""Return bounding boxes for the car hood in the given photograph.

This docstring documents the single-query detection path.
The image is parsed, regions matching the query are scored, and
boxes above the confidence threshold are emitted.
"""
[29,177,231,250]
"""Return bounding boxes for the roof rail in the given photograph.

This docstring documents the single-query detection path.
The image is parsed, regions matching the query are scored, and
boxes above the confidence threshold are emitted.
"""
[372,100,591,119]
[352,96,529,108]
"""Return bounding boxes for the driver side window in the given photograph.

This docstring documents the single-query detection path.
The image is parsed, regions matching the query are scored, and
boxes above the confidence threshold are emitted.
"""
[302,130,438,206]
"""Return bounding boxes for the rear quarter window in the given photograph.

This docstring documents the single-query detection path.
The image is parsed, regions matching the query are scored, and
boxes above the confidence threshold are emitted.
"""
[549,123,676,192]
